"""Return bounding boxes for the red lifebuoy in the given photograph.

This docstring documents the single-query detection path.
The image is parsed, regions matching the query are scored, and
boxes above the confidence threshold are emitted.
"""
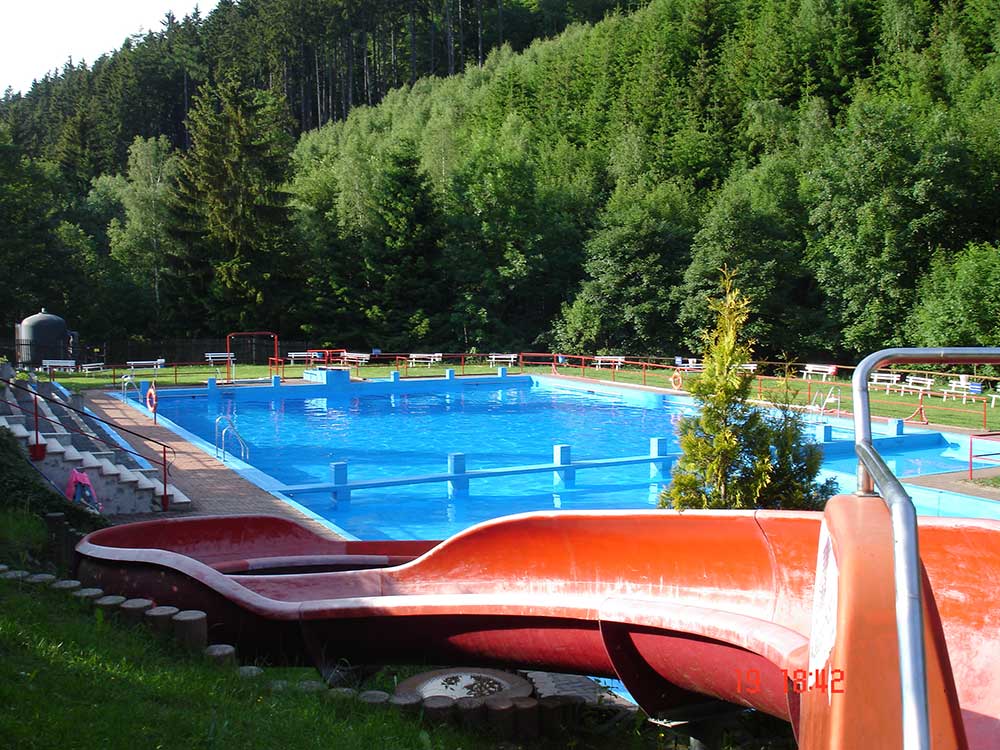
[671,372,683,390]
[145,383,158,412]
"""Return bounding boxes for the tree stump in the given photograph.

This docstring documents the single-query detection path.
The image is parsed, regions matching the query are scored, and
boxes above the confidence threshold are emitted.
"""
[144,605,180,635]
[422,695,455,723]
[512,696,540,740]
[50,579,81,592]
[455,696,486,729]
[71,587,104,604]
[120,598,154,625]
[171,609,208,651]
[486,695,515,738]
[94,594,126,617]
[204,644,237,667]
[389,692,422,713]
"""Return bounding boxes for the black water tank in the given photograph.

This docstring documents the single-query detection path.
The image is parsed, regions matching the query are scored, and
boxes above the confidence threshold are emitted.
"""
[16,309,68,366]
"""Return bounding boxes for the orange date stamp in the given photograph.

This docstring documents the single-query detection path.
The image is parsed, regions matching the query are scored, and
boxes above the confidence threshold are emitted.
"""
[735,668,845,694]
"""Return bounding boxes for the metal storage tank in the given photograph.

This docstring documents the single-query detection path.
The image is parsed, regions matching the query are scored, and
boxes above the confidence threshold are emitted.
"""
[16,309,68,366]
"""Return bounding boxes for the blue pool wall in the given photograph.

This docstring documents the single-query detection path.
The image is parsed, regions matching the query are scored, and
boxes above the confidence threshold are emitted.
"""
[135,370,693,410]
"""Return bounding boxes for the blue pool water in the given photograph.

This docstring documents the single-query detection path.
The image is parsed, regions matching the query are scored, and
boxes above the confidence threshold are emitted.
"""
[134,376,995,539]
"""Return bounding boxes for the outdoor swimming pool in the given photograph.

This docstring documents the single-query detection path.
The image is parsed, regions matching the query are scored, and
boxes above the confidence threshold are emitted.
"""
[128,374,997,539]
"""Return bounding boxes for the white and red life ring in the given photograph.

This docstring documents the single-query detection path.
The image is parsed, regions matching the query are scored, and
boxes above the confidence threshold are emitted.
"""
[671,372,683,390]
[146,383,158,412]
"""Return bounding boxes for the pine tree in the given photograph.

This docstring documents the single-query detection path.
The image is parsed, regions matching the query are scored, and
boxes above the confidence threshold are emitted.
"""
[662,270,834,510]
[175,76,300,332]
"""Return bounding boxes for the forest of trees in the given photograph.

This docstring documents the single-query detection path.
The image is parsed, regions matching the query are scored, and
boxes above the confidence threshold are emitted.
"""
[2,0,1000,360]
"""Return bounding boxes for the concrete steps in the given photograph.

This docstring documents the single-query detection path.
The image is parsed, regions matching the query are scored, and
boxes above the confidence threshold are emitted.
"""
[0,388,191,516]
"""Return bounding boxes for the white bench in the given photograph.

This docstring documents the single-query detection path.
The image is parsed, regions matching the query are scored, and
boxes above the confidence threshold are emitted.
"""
[869,372,902,393]
[205,352,235,365]
[593,355,625,370]
[408,353,443,367]
[341,352,371,366]
[488,353,518,367]
[41,359,76,373]
[900,375,934,396]
[739,363,758,372]
[802,364,837,381]
[287,351,322,364]
[127,358,165,370]
[80,362,105,374]
[943,378,982,403]
[674,357,703,371]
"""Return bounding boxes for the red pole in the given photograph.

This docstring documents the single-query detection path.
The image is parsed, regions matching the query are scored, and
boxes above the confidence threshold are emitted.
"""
[984,399,988,430]
[162,446,169,511]
[642,363,647,386]
[969,436,974,481]
[34,393,39,446]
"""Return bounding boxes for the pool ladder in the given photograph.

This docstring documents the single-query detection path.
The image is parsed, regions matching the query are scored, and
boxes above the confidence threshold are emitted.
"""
[809,385,841,418]
[214,415,249,462]
[120,374,141,401]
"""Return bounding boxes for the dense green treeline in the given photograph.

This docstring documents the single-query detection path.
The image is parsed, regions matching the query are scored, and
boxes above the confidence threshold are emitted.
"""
[3,0,1000,357]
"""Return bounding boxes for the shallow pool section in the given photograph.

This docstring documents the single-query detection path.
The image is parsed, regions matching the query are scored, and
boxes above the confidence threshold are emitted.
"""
[124,374,996,538]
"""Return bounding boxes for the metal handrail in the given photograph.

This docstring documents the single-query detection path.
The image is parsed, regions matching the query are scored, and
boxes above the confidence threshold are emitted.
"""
[214,414,248,462]
[853,347,1000,750]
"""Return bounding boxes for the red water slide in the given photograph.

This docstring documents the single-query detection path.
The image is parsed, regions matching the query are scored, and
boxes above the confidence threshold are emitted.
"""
[75,496,1000,748]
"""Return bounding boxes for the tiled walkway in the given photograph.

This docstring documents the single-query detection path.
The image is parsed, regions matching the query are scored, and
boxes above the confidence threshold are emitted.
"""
[84,389,340,537]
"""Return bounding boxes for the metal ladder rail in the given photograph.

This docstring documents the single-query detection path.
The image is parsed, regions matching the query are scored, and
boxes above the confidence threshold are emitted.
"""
[853,346,1000,750]
[808,386,841,421]
[120,374,141,401]
[214,414,248,462]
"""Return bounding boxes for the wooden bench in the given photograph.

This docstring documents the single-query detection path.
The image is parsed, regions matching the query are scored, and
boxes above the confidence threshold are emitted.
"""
[204,352,235,365]
[127,358,165,370]
[41,359,76,373]
[802,364,837,381]
[593,355,625,370]
[341,352,371,366]
[287,351,322,365]
[80,362,106,375]
[488,353,518,367]
[869,372,902,393]
[408,353,443,367]
[900,375,934,396]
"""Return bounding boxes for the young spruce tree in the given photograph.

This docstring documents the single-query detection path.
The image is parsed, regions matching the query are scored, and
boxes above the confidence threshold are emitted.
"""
[661,270,835,510]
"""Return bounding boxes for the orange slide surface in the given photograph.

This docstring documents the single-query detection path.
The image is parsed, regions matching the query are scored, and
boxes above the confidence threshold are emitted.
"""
[75,496,1000,748]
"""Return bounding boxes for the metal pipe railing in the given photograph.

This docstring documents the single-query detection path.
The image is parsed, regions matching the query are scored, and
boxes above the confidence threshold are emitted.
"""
[852,347,1000,750]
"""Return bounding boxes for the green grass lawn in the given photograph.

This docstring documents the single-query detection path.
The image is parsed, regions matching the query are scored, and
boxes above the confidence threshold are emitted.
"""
[0,576,494,750]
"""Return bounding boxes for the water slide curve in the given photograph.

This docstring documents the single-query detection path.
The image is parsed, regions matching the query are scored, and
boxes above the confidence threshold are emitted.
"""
[75,496,1000,748]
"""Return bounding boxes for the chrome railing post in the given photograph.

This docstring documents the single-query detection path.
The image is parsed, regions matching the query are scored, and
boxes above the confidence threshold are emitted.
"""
[852,347,1000,750]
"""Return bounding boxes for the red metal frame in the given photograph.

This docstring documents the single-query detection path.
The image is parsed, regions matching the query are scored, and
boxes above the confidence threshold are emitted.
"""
[226,331,279,382]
